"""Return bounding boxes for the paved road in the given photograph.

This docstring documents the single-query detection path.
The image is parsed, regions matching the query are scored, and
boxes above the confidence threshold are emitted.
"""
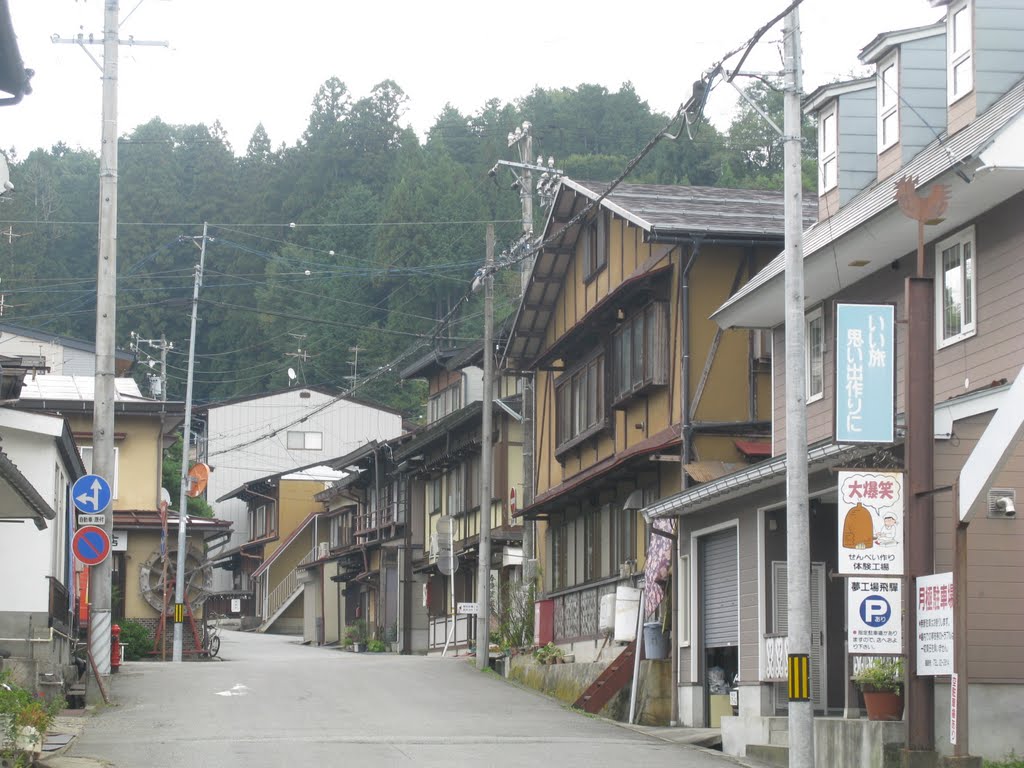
[66,630,738,767]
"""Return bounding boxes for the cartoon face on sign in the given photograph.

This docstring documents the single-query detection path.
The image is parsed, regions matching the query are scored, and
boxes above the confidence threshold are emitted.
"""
[840,472,903,551]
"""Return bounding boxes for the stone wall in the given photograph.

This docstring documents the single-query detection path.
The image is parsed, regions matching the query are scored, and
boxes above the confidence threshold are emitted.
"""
[508,655,671,725]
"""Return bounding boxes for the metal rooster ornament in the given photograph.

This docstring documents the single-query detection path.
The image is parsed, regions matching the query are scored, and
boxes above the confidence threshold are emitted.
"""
[894,175,952,275]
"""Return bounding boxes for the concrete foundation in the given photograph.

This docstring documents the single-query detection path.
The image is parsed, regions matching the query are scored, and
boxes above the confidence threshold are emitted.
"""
[509,655,672,725]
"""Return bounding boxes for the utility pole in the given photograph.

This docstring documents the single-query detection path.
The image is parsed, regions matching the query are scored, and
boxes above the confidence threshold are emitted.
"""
[53,0,167,683]
[173,222,208,662]
[476,224,495,671]
[781,10,813,768]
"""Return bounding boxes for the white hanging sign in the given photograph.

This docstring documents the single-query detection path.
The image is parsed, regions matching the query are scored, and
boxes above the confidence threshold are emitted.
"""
[837,471,904,576]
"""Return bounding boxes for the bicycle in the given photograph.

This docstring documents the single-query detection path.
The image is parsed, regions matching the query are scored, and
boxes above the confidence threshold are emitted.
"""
[202,612,222,658]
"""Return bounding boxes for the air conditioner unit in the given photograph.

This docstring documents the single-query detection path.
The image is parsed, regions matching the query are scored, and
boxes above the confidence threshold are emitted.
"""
[752,329,773,363]
[317,541,330,559]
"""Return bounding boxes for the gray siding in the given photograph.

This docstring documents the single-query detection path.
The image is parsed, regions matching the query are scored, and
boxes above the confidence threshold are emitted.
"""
[975,0,1024,115]
[837,89,877,206]
[773,189,1024,454]
[900,34,948,165]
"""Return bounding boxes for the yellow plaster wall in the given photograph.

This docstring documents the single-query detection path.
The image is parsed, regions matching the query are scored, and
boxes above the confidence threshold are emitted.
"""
[265,479,325,560]
[66,413,164,511]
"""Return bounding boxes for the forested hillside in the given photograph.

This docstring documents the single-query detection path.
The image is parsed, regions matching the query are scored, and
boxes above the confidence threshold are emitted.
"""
[0,78,813,417]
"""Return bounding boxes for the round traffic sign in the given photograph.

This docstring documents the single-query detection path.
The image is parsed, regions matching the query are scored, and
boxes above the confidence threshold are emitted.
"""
[72,474,113,514]
[72,525,111,566]
[859,594,893,627]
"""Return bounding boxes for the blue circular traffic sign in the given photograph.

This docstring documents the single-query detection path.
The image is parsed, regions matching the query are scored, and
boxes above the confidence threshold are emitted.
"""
[72,474,112,514]
[72,525,111,566]
[859,594,893,627]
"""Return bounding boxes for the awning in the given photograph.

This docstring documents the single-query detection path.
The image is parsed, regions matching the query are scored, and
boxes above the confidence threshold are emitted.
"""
[0,447,54,529]
[734,439,772,458]
[683,460,743,483]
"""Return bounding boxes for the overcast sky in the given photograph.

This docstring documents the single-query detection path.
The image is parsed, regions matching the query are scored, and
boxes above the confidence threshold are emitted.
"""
[6,1,942,158]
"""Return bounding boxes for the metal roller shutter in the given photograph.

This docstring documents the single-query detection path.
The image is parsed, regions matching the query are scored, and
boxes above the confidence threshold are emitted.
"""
[701,528,738,647]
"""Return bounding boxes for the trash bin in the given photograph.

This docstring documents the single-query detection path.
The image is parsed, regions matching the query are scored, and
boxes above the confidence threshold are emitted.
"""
[643,621,670,659]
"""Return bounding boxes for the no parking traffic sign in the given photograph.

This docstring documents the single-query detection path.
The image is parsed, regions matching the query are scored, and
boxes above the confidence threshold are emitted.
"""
[72,525,111,566]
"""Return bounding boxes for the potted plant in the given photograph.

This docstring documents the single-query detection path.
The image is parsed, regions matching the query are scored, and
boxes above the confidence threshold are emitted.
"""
[532,642,565,665]
[344,620,368,652]
[854,657,904,721]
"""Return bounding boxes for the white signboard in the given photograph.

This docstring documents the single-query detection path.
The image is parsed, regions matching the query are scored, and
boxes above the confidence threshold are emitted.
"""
[231,598,241,613]
[837,471,904,576]
[916,572,954,676]
[111,530,127,552]
[848,577,902,654]
[457,602,479,615]
[77,514,106,526]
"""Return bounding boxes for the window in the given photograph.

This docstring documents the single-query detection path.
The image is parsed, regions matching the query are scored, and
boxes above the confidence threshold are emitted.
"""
[611,301,669,403]
[555,352,606,451]
[947,1,973,104]
[584,511,601,582]
[427,383,461,423]
[610,503,637,573]
[935,226,976,347]
[551,521,568,591]
[878,52,900,151]
[429,476,443,516]
[818,103,838,194]
[248,503,276,540]
[583,211,608,280]
[806,307,825,403]
[78,446,119,499]
[286,430,322,450]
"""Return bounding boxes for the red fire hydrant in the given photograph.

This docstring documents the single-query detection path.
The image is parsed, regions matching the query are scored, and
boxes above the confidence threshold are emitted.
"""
[110,624,122,672]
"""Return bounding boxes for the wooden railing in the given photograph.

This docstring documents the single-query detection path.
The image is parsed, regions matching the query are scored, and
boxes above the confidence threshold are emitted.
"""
[355,502,398,542]
[428,614,474,650]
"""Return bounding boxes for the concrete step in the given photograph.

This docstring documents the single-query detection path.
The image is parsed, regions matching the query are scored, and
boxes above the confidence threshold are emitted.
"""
[747,743,789,768]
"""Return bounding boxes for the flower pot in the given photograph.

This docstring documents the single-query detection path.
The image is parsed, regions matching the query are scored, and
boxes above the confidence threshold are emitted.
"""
[353,642,366,653]
[862,689,904,721]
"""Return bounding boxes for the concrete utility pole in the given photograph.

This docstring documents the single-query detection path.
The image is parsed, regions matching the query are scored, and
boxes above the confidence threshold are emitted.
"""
[476,224,495,671]
[506,124,536,581]
[53,0,168,683]
[173,222,208,662]
[781,10,814,768]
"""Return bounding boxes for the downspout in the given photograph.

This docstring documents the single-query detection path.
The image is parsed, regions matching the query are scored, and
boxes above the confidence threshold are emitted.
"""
[746,247,758,421]
[675,239,701,727]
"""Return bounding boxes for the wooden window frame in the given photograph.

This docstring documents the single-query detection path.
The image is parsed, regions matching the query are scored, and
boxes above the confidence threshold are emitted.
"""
[610,301,670,406]
[554,350,608,457]
[583,211,608,282]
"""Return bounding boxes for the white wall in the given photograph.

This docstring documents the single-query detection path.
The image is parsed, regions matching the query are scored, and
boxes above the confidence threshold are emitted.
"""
[204,390,403,590]
[0,417,71,613]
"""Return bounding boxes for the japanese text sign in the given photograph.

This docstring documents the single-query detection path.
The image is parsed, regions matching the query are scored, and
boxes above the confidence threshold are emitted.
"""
[848,577,902,654]
[916,572,954,676]
[835,303,895,444]
[837,471,904,576]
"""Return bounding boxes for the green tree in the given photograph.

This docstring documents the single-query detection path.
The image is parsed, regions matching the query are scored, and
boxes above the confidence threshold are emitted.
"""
[162,437,214,518]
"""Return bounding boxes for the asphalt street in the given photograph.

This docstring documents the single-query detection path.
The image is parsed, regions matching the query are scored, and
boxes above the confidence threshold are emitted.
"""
[64,629,741,767]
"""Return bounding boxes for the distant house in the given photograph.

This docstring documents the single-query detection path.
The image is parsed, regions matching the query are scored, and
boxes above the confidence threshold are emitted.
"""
[198,386,404,595]
[14,375,187,643]
[647,2,1024,760]
[214,462,343,632]
[399,343,524,655]
[0,407,84,692]
[0,321,134,376]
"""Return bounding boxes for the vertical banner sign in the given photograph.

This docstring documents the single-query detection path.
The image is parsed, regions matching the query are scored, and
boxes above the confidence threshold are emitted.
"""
[837,471,904,576]
[916,572,954,675]
[950,673,959,745]
[847,577,902,654]
[835,303,895,444]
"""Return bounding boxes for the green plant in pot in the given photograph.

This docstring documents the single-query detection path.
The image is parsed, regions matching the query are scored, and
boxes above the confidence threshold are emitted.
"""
[854,657,904,721]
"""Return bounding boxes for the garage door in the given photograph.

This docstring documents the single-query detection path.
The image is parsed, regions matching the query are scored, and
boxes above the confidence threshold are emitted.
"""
[701,528,738,647]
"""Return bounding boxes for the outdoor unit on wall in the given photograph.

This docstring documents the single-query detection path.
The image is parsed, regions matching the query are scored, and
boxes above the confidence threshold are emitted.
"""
[599,593,616,634]
[317,541,330,559]
[987,488,1017,518]
[428,533,439,563]
[752,329,773,365]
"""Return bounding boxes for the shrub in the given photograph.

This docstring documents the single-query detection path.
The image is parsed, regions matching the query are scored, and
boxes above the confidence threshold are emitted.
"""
[0,671,64,764]
[119,620,154,660]
[367,639,387,653]
[853,657,904,693]
[532,642,564,664]
[343,620,367,646]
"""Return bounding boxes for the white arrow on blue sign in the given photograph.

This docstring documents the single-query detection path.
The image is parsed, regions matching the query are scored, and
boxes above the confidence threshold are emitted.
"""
[72,474,112,514]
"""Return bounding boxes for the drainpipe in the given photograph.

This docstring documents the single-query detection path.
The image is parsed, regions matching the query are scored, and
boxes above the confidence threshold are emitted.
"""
[675,240,700,726]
